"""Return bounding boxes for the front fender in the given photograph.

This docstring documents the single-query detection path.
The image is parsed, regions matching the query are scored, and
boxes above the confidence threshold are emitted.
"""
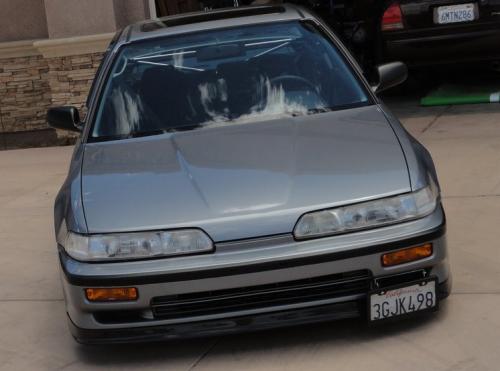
[54,141,88,243]
[379,103,441,192]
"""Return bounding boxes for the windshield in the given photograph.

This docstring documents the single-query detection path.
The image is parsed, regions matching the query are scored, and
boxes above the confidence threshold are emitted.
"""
[91,21,370,140]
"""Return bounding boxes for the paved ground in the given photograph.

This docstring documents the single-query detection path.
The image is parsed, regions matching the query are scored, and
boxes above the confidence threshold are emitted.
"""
[1,91,500,370]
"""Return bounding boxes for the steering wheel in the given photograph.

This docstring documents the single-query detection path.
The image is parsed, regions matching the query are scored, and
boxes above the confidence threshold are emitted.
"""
[269,75,318,92]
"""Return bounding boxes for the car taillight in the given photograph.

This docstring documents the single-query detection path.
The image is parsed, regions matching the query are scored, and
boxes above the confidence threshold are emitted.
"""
[382,2,404,31]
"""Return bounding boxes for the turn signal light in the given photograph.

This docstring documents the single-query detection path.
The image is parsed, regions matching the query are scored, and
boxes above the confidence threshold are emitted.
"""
[382,244,433,267]
[382,2,404,31]
[85,287,138,302]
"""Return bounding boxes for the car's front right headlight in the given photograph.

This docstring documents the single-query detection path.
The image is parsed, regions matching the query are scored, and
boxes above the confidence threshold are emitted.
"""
[294,178,439,240]
[62,229,214,262]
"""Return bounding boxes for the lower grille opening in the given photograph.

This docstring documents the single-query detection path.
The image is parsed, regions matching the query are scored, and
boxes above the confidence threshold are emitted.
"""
[375,269,428,289]
[151,270,372,320]
[94,309,152,324]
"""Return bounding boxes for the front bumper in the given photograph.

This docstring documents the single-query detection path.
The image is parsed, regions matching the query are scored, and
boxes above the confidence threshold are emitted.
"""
[60,205,451,344]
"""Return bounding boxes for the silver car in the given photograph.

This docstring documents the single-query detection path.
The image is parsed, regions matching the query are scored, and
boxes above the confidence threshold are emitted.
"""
[49,5,451,344]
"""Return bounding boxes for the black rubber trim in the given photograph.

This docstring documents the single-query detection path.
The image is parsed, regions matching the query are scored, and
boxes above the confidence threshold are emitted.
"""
[67,280,450,344]
[68,301,361,344]
[385,28,500,44]
[59,221,445,286]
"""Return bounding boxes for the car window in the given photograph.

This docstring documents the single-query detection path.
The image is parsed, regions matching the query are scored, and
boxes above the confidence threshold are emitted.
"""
[91,21,370,140]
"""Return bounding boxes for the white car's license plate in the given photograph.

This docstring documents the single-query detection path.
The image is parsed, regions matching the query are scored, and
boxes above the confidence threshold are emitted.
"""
[369,278,437,321]
[435,3,477,24]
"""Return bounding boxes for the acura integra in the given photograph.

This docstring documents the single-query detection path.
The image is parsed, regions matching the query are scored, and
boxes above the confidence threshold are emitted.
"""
[48,5,451,343]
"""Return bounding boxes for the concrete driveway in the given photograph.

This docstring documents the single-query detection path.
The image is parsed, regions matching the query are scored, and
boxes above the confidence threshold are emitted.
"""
[1,98,500,370]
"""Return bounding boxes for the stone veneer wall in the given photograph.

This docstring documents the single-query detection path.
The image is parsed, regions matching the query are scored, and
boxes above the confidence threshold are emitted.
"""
[0,54,51,132]
[47,53,103,115]
[0,35,112,146]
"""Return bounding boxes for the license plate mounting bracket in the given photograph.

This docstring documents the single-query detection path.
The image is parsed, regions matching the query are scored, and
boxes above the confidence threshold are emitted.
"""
[368,276,439,323]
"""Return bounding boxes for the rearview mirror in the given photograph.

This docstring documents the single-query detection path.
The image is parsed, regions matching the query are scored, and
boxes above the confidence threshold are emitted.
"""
[371,62,408,93]
[47,106,82,132]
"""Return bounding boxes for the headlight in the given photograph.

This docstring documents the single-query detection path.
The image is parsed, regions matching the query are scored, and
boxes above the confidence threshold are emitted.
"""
[294,179,439,240]
[63,229,214,262]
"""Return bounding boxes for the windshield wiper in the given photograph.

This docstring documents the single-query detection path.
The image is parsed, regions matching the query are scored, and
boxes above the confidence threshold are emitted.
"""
[306,107,333,115]
[166,124,204,132]
[127,125,204,137]
[88,129,168,142]
[93,126,205,141]
[285,108,331,117]
[125,129,170,138]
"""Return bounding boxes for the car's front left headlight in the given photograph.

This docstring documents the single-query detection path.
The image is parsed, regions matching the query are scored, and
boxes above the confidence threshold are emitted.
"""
[62,229,214,262]
[294,178,439,240]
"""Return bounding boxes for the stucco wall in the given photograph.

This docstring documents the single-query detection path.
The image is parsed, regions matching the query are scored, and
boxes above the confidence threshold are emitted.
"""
[0,0,48,42]
[0,0,152,42]
[114,0,151,29]
[44,0,117,39]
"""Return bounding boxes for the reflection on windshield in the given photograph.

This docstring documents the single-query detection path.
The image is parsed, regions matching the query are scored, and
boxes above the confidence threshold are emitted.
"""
[197,76,321,127]
[110,87,143,134]
[92,21,369,140]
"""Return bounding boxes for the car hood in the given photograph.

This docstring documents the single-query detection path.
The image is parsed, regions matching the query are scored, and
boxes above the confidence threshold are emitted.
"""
[81,105,411,241]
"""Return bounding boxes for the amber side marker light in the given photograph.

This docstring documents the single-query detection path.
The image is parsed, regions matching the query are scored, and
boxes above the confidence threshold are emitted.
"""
[382,243,433,267]
[85,287,138,302]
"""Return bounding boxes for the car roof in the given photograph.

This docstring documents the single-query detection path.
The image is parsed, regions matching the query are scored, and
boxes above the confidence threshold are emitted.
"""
[117,5,316,46]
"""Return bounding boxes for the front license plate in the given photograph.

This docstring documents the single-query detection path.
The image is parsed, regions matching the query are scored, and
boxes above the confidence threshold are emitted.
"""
[369,278,437,321]
[434,3,477,24]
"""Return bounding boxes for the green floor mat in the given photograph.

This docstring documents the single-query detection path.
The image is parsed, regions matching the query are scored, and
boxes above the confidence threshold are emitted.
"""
[421,84,500,106]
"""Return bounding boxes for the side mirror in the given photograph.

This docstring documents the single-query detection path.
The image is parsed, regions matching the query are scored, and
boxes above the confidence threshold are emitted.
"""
[371,62,408,93]
[47,106,82,132]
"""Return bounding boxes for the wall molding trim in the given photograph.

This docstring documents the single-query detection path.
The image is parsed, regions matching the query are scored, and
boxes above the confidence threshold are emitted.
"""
[0,33,114,60]
[34,33,115,58]
[0,39,41,59]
